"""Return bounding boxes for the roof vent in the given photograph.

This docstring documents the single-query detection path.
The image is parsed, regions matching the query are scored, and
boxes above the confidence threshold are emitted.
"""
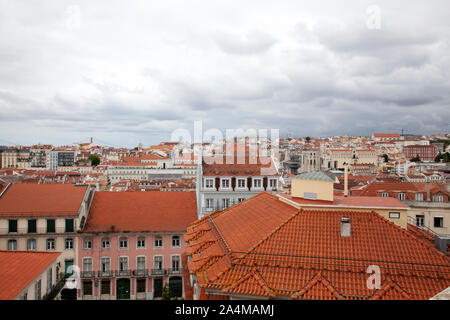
[341,217,351,237]
[434,234,450,254]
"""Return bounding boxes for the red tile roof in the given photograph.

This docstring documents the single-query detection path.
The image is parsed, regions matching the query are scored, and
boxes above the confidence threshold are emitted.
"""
[0,184,88,217]
[0,251,61,300]
[83,191,197,233]
[185,192,449,300]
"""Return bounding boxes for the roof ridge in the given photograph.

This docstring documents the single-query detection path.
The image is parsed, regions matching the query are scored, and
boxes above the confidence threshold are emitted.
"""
[294,272,342,300]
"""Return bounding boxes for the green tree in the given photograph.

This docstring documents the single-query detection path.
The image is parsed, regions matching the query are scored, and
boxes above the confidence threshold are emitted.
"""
[410,155,421,162]
[382,154,389,162]
[88,154,100,166]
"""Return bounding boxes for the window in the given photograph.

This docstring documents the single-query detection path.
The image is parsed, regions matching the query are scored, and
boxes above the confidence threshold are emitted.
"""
[221,179,230,188]
[8,239,17,250]
[46,219,55,233]
[237,198,245,203]
[237,179,246,188]
[434,217,444,228]
[172,235,180,248]
[83,238,92,250]
[381,192,389,197]
[46,238,55,251]
[171,256,181,272]
[101,280,110,295]
[27,239,36,251]
[65,219,74,232]
[35,280,41,300]
[65,238,73,250]
[101,238,110,249]
[28,219,36,233]
[154,256,163,270]
[416,215,425,227]
[83,281,92,296]
[136,279,146,293]
[154,236,163,248]
[205,198,214,210]
[205,179,214,188]
[137,237,146,249]
[389,212,400,219]
[83,258,93,273]
[222,198,230,209]
[415,193,423,201]
[47,268,53,292]
[101,257,110,273]
[119,257,128,272]
[119,237,128,249]
[137,256,146,271]
[398,193,406,201]
[253,179,262,188]
[269,179,277,188]
[8,220,17,233]
[433,195,443,202]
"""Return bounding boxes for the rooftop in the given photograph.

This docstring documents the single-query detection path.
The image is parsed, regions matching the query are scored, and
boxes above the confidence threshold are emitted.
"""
[0,183,88,217]
[83,191,197,233]
[0,251,61,300]
[185,192,450,299]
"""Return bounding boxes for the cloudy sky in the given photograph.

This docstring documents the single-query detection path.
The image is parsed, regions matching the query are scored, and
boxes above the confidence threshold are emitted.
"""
[0,0,449,147]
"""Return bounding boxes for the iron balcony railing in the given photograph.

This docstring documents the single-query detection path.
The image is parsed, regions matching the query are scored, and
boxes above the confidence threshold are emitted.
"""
[80,271,95,278]
[168,268,182,275]
[151,268,167,276]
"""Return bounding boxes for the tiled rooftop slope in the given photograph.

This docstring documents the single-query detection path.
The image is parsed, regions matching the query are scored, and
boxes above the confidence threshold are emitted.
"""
[185,192,450,300]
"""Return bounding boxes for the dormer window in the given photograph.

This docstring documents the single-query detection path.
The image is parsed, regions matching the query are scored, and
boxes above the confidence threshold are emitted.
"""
[253,178,262,188]
[237,179,246,188]
[205,179,214,188]
[433,194,443,202]
[381,192,389,197]
[221,178,230,189]
[415,193,423,201]
[398,193,406,201]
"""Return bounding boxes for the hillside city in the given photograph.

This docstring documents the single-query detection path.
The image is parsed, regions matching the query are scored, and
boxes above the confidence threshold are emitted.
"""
[0,132,449,300]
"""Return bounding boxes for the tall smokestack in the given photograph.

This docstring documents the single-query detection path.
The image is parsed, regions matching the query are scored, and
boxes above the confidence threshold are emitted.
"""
[344,163,349,197]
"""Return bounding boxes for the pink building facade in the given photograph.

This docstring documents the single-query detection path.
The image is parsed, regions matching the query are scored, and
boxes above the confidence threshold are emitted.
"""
[77,232,186,300]
[73,191,198,300]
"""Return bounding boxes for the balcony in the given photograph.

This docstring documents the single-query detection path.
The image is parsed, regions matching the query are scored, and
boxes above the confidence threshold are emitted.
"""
[97,270,113,278]
[133,269,149,276]
[80,271,95,278]
[168,268,182,275]
[151,268,167,276]
[115,269,131,276]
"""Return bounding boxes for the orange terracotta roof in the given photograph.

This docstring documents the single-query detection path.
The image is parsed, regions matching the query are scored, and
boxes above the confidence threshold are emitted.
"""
[0,184,87,217]
[83,191,197,233]
[185,192,449,299]
[0,251,61,300]
[373,133,400,138]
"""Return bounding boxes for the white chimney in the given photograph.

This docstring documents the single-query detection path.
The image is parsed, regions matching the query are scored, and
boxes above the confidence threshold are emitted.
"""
[344,163,349,197]
[341,217,351,237]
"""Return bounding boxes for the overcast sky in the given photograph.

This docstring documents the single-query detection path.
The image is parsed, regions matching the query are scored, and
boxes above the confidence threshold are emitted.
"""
[0,0,449,147]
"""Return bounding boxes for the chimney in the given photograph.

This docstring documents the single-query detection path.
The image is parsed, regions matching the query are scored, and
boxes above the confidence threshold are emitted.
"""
[434,235,450,254]
[340,217,351,237]
[344,163,349,197]
[426,181,431,201]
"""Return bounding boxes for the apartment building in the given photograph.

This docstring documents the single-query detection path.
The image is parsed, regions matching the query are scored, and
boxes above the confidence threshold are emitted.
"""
[351,181,450,235]
[77,191,197,300]
[197,154,280,219]
[0,183,95,277]
[404,145,439,162]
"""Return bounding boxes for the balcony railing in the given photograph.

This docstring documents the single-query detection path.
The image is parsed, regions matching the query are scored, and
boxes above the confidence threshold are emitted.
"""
[80,271,95,278]
[168,268,182,275]
[151,268,167,276]
[115,269,131,276]
[97,270,114,277]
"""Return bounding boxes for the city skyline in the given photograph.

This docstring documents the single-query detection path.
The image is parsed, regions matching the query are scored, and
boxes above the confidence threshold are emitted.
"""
[1,1,450,147]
